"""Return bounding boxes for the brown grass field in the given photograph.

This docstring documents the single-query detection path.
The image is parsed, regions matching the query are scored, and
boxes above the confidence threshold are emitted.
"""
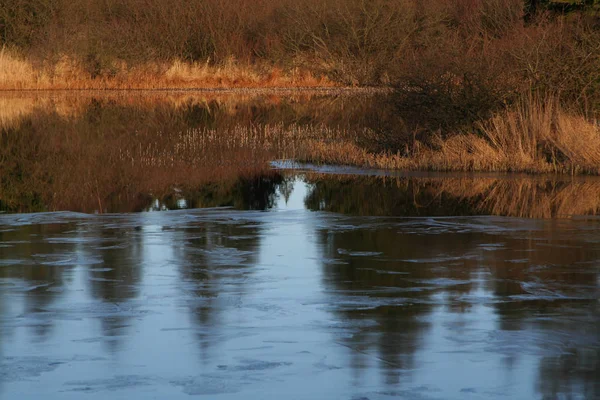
[295,97,600,175]
[0,49,334,90]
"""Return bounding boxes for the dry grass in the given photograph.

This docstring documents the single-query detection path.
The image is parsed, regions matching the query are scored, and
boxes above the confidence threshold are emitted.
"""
[3,93,600,215]
[0,48,41,89]
[3,94,600,214]
[475,97,600,173]
[0,95,368,212]
[0,49,334,90]
[1,124,276,213]
[2,92,598,177]
[1,0,599,105]
[294,97,600,175]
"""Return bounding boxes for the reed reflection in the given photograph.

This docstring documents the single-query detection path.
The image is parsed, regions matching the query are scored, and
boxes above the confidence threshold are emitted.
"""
[171,177,284,363]
[0,223,77,342]
[314,212,600,395]
[316,223,481,385]
[304,174,600,218]
[83,225,145,352]
[0,93,388,214]
[483,232,600,399]
[174,220,263,364]
[538,338,599,400]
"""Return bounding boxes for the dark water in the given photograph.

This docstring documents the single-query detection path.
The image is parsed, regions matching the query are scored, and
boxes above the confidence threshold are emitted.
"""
[1,94,599,399]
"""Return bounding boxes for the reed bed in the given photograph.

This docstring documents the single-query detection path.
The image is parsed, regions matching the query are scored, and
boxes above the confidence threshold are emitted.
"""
[0,50,333,90]
[3,94,600,213]
[2,94,599,177]
[294,97,600,175]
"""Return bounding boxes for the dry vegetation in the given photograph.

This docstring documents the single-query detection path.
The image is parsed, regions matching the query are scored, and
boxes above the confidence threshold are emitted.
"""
[0,109,274,213]
[3,93,600,213]
[0,93,382,212]
[1,0,600,181]
[0,48,333,89]
[294,97,600,174]
[0,0,599,94]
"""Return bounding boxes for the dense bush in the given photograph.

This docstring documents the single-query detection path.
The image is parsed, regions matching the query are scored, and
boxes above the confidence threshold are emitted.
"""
[0,0,599,108]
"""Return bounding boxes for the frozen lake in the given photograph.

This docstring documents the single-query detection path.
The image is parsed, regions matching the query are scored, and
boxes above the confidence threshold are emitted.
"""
[1,176,598,399]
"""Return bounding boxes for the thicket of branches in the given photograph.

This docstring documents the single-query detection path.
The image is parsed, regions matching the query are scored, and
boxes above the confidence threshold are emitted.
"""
[1,0,599,106]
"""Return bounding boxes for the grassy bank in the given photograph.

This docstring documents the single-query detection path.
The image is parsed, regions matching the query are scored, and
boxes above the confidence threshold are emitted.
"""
[3,93,600,213]
[294,97,600,175]
[2,0,600,176]
[0,49,333,90]
[1,1,599,93]
[2,93,600,187]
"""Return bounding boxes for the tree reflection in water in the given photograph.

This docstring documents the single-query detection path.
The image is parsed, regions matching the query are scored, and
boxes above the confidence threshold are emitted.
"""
[310,202,599,395]
[0,223,78,342]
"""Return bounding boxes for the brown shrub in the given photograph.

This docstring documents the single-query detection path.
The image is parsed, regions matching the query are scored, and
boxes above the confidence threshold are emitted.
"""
[1,0,599,101]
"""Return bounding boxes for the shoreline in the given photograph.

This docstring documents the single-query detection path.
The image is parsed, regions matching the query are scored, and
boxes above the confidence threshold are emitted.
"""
[2,88,599,177]
[0,86,390,95]
[269,160,600,180]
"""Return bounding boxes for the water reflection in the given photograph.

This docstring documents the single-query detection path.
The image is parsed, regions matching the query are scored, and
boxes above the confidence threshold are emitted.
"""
[84,225,145,351]
[314,215,600,395]
[5,92,600,220]
[316,224,479,386]
[303,172,600,218]
[0,196,598,398]
[538,343,599,400]
[157,175,287,211]
[174,219,263,364]
[0,92,391,213]
[0,223,78,342]
[1,89,600,398]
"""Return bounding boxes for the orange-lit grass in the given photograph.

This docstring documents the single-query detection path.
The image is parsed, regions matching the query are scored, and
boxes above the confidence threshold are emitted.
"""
[0,50,335,90]
[295,97,600,175]
[3,93,600,215]
[2,94,598,178]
